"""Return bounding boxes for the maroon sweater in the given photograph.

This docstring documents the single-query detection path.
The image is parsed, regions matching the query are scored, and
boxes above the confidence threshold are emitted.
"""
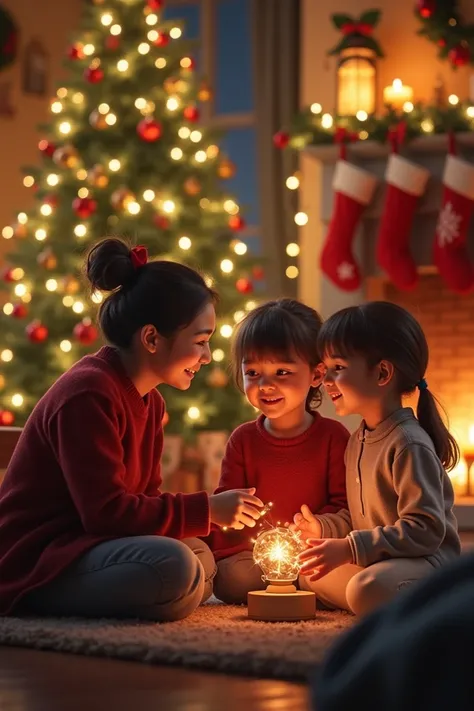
[0,346,210,615]
[206,413,349,561]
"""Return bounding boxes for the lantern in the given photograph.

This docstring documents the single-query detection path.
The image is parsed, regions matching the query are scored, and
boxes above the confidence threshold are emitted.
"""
[336,46,377,116]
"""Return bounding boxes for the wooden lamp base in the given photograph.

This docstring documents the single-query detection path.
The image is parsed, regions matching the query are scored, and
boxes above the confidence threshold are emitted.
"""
[247,583,316,622]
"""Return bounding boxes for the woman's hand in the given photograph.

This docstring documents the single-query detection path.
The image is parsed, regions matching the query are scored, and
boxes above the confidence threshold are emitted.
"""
[209,488,264,529]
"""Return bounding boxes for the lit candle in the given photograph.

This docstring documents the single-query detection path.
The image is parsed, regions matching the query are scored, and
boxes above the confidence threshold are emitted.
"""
[383,78,414,111]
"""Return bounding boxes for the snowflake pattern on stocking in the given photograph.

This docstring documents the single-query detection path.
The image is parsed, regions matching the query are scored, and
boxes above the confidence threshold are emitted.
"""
[337,262,355,281]
[437,202,461,247]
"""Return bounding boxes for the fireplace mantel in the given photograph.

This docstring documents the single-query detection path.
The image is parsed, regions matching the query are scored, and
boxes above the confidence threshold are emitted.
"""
[303,131,474,164]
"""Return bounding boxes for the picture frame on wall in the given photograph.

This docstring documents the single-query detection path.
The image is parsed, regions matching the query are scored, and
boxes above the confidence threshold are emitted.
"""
[22,38,48,96]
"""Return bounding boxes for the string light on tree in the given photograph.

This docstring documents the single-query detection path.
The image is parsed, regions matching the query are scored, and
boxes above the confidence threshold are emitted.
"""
[0,0,258,432]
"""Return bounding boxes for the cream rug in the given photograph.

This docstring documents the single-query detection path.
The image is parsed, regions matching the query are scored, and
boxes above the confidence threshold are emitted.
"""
[0,599,353,680]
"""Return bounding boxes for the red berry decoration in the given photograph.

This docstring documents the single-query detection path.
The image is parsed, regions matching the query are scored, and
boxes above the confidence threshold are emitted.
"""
[153,214,170,230]
[38,139,56,157]
[229,215,246,231]
[12,303,28,319]
[2,268,15,282]
[137,117,162,142]
[147,0,163,9]
[26,321,48,343]
[73,318,98,345]
[416,0,435,19]
[84,66,104,83]
[105,36,120,51]
[183,106,200,122]
[273,131,290,149]
[43,194,58,208]
[449,44,471,67]
[236,277,253,294]
[0,411,15,427]
[72,196,97,219]
[153,32,170,47]
[68,44,84,60]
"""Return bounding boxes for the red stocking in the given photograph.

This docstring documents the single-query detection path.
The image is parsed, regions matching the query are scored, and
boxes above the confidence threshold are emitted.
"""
[376,154,430,291]
[433,154,474,294]
[320,160,377,291]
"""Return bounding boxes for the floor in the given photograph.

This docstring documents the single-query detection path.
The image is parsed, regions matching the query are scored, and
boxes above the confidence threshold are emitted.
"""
[2,535,473,711]
[0,647,310,711]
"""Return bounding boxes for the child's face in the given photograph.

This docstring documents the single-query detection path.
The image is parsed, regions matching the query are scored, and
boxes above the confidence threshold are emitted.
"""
[242,353,322,424]
[322,352,382,418]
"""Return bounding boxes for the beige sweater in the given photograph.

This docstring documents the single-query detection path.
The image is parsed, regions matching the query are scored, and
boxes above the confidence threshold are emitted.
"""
[317,408,461,568]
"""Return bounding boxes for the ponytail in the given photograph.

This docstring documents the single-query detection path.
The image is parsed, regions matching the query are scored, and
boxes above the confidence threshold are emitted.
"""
[416,388,460,472]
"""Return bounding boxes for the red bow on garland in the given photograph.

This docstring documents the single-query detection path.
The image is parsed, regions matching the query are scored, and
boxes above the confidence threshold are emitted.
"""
[387,122,407,153]
[130,245,148,268]
[341,22,374,36]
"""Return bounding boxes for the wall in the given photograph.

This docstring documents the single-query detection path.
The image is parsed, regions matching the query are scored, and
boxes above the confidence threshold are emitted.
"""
[0,0,82,263]
[374,274,474,496]
[298,0,474,313]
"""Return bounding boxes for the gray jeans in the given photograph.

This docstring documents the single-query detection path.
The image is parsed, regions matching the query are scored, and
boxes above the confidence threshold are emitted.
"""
[20,536,216,622]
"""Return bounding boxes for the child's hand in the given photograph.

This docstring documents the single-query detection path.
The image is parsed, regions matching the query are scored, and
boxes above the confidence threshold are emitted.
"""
[289,504,322,542]
[298,538,353,581]
[209,488,264,529]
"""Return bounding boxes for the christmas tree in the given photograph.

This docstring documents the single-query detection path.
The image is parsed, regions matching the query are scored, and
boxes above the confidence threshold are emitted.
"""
[0,0,261,436]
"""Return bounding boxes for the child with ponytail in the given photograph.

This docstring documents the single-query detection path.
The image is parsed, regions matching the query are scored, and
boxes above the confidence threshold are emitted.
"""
[293,301,461,617]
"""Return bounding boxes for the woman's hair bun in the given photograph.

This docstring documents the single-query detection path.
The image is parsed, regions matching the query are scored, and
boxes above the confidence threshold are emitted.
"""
[85,238,136,291]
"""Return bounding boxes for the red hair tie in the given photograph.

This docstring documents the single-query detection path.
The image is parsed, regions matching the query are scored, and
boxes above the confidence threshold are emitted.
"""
[130,245,148,269]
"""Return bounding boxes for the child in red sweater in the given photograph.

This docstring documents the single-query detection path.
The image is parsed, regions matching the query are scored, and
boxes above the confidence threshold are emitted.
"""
[207,299,349,604]
[0,238,263,621]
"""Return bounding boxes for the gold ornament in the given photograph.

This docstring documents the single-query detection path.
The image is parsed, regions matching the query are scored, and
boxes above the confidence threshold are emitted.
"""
[88,164,109,188]
[61,276,80,294]
[37,247,57,270]
[198,82,212,102]
[206,368,229,388]
[184,177,201,196]
[218,159,236,179]
[111,186,135,211]
[13,222,27,238]
[53,145,78,169]
[89,109,108,130]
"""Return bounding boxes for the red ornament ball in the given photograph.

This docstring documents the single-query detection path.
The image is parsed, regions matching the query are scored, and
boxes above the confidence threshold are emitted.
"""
[43,194,59,208]
[153,32,170,47]
[183,105,200,122]
[236,277,253,294]
[229,215,246,231]
[26,321,48,343]
[0,410,15,426]
[105,36,120,51]
[73,319,98,345]
[38,139,56,157]
[12,303,28,319]
[84,66,104,83]
[147,0,163,9]
[153,214,170,230]
[2,268,15,283]
[273,131,290,149]
[68,44,84,60]
[416,0,435,19]
[72,196,97,219]
[449,44,471,67]
[137,117,162,142]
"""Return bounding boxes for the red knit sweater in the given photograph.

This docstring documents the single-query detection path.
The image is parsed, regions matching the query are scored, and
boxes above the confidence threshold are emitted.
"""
[206,413,349,561]
[0,346,210,615]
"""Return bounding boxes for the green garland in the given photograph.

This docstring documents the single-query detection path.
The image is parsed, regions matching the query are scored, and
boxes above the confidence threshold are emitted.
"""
[415,0,474,67]
[278,100,474,152]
